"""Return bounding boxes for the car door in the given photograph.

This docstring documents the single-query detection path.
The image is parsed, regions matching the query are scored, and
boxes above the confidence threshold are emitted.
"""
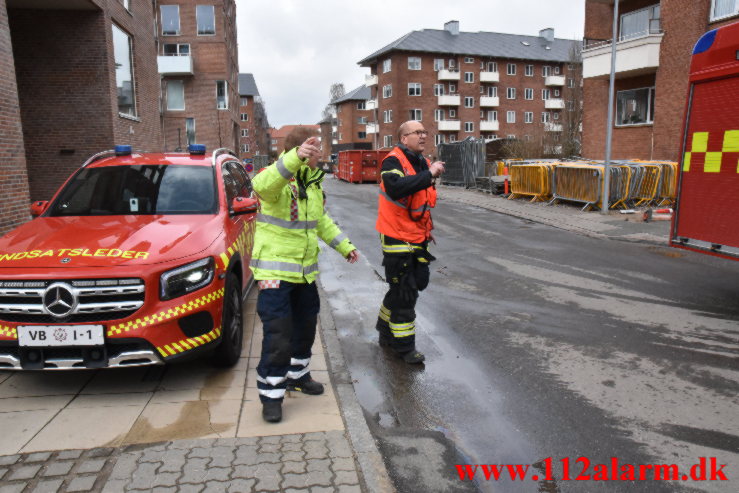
[222,160,257,290]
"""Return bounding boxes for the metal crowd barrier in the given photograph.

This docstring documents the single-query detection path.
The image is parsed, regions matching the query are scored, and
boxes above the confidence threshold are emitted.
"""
[508,163,556,202]
[438,138,486,188]
[550,163,603,211]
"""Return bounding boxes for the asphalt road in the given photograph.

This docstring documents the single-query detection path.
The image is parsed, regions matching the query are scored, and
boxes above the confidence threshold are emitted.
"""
[318,178,739,493]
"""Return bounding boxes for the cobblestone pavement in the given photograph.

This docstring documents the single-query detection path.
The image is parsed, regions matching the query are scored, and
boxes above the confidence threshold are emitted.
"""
[0,432,362,493]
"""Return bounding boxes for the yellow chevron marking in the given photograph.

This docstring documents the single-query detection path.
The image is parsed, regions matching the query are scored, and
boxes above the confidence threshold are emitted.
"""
[156,326,223,359]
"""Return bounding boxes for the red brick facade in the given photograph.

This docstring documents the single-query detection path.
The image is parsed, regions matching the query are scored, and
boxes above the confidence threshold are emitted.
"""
[582,0,736,161]
[238,94,270,160]
[0,0,30,235]
[335,100,373,149]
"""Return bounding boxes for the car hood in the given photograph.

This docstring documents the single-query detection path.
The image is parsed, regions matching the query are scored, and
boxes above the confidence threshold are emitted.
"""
[0,215,223,269]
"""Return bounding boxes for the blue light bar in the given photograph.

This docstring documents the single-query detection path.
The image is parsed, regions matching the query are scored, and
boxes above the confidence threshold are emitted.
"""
[188,144,206,155]
[114,145,132,156]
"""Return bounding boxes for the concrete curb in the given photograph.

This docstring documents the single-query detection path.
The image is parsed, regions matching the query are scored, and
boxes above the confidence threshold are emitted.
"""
[318,288,395,493]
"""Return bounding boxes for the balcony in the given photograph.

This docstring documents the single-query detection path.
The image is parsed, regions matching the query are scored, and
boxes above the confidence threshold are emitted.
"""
[480,121,499,132]
[332,126,337,133]
[545,99,565,110]
[366,122,379,134]
[437,69,460,81]
[480,71,500,83]
[365,74,378,86]
[545,75,565,86]
[366,99,377,110]
[157,55,194,76]
[582,32,663,79]
[544,123,563,132]
[437,120,461,131]
[479,96,499,108]
[437,95,461,106]
[332,139,338,145]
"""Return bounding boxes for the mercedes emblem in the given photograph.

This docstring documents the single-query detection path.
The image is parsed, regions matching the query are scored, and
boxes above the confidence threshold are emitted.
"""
[42,282,78,318]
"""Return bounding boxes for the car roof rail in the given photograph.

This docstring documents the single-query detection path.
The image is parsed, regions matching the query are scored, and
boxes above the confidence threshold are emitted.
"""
[81,148,147,168]
[211,148,238,166]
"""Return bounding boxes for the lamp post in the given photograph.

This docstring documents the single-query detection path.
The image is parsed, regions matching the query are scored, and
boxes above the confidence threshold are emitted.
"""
[601,0,620,214]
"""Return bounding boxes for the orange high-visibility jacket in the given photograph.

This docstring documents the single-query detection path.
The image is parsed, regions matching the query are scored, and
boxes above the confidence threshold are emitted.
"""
[376,147,437,244]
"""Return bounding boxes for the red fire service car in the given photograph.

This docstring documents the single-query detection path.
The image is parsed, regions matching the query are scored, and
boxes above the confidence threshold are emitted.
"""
[0,145,257,370]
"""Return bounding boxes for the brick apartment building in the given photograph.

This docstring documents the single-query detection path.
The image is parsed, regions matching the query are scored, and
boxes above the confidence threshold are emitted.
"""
[317,115,335,162]
[358,21,581,156]
[331,85,373,152]
[237,73,270,161]
[269,125,320,157]
[581,0,739,161]
[159,0,239,153]
[1,0,241,236]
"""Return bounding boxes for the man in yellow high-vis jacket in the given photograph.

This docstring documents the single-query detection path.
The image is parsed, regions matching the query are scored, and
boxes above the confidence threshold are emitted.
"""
[251,128,358,423]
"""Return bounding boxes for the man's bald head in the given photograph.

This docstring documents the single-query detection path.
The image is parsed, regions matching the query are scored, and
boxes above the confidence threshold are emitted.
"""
[398,120,427,153]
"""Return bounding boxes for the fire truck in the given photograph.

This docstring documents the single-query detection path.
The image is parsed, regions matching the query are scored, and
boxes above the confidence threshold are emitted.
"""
[671,21,739,260]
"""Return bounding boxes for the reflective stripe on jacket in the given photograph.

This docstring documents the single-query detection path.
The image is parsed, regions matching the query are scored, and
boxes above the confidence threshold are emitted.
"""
[376,147,437,244]
[250,148,354,283]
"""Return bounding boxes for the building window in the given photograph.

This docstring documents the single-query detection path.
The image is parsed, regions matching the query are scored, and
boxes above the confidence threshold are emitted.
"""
[711,0,739,20]
[616,87,655,125]
[449,109,456,118]
[487,62,498,72]
[186,118,196,145]
[553,112,560,120]
[409,109,422,121]
[464,122,474,132]
[240,113,248,121]
[542,89,551,100]
[524,88,534,100]
[112,24,136,117]
[449,83,457,93]
[196,5,216,35]
[383,135,393,147]
[487,86,498,97]
[542,112,551,123]
[241,144,249,153]
[568,78,575,88]
[525,64,534,76]
[408,56,421,70]
[620,4,661,40]
[434,58,445,71]
[507,134,516,139]
[121,0,130,10]
[163,43,189,56]
[448,58,456,68]
[487,110,498,122]
[506,63,516,75]
[554,89,560,97]
[543,66,552,77]
[166,80,185,110]
[383,110,393,123]
[464,72,474,83]
[216,80,228,109]
[523,112,533,124]
[434,109,444,121]
[383,59,392,73]
[435,134,444,145]
[449,134,457,143]
[382,84,392,98]
[357,101,366,110]
[464,56,474,63]
[357,116,367,124]
[464,97,474,108]
[408,83,422,96]
[554,66,561,74]
[240,97,248,106]
[241,129,249,137]
[506,87,516,99]
[506,111,516,123]
[358,131,367,139]
[433,84,445,96]
[160,5,180,35]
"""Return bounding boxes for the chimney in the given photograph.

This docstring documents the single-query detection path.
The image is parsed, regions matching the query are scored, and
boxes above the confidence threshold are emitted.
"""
[444,20,459,36]
[539,28,554,42]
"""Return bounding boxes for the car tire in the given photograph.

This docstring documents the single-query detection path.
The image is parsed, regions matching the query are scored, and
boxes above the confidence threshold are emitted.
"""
[211,272,243,367]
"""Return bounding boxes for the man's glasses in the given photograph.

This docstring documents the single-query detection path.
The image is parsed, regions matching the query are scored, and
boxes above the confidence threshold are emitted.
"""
[404,130,428,137]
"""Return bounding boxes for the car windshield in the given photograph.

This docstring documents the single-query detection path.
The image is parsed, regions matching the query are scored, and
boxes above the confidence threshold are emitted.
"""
[48,165,217,216]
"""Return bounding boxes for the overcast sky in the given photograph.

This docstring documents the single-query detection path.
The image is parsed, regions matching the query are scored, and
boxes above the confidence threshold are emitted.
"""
[236,0,586,128]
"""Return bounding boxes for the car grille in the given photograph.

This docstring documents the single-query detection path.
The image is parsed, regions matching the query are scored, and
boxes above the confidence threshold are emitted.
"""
[0,278,145,323]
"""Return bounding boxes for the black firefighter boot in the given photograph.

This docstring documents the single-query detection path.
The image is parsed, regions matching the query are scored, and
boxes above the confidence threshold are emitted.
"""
[262,400,282,423]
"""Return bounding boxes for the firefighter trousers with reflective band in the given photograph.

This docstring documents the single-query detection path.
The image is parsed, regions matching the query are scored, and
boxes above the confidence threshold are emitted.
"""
[256,281,319,403]
[376,251,431,353]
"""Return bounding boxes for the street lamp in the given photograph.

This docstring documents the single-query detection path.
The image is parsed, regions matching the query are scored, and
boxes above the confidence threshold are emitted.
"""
[601,0,620,214]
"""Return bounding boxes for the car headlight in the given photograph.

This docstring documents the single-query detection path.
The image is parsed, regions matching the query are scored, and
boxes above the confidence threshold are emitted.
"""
[160,257,215,301]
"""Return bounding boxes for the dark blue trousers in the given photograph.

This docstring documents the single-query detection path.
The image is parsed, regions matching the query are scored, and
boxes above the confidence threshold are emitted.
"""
[256,281,320,403]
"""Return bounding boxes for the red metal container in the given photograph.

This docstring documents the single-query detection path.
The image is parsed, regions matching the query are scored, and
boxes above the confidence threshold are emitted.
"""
[337,150,389,184]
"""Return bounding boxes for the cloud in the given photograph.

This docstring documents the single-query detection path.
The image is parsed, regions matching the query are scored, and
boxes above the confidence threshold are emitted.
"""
[237,0,585,127]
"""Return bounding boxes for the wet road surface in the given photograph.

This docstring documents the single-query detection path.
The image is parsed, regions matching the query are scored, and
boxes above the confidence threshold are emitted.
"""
[318,178,739,493]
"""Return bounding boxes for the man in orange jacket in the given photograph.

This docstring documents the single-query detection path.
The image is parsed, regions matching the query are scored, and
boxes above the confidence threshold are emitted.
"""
[375,121,445,364]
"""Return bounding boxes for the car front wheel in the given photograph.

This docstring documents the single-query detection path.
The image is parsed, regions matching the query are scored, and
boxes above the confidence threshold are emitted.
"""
[211,272,243,367]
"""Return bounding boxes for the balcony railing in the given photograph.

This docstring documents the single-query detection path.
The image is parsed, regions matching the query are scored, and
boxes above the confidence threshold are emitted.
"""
[157,55,193,75]
[437,69,461,81]
[582,30,663,79]
[437,95,461,106]
[545,75,565,86]
[479,96,499,108]
[480,71,500,83]
[366,122,379,134]
[366,99,377,110]
[545,99,565,110]
[480,120,499,132]
[437,120,461,131]
[365,74,378,86]
[544,123,563,132]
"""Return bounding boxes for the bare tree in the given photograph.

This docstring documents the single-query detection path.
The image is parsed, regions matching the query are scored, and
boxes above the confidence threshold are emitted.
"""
[560,44,583,158]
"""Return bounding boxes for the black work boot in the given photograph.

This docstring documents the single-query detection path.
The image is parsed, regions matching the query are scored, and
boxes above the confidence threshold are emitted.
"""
[286,378,324,395]
[262,401,282,423]
[401,350,425,364]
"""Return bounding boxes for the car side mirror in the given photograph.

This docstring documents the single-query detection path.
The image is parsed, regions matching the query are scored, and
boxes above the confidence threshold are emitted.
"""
[30,200,49,217]
[231,196,258,215]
